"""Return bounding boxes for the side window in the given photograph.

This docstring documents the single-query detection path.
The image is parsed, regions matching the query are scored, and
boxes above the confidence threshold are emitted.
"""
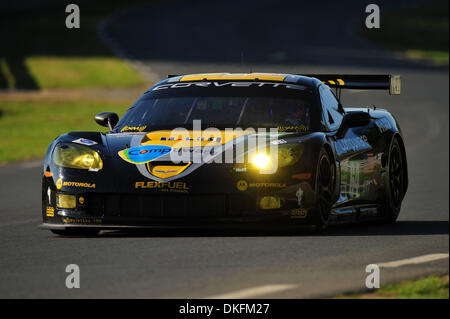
[319,85,344,131]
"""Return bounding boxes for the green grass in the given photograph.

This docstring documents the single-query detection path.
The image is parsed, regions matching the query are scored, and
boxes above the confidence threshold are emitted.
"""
[361,0,449,65]
[405,50,449,65]
[339,275,449,299]
[0,100,131,164]
[25,57,145,89]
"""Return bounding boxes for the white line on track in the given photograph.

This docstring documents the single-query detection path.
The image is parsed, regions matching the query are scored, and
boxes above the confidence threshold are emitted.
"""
[205,284,297,299]
[378,253,449,268]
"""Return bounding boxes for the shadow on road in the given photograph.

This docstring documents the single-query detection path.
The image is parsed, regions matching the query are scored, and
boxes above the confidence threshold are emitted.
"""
[63,220,450,238]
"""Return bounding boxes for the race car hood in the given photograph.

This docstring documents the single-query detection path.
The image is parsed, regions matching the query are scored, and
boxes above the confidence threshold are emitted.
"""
[104,129,272,182]
[48,130,321,195]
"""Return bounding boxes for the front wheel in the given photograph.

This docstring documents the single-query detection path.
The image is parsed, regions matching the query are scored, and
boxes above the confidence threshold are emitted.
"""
[382,138,405,223]
[312,149,335,229]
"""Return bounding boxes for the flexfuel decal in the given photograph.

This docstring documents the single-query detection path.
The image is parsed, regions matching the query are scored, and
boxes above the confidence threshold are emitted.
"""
[135,181,189,193]
[118,145,172,164]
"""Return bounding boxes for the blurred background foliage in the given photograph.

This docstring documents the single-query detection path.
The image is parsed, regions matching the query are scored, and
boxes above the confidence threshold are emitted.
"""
[0,0,448,164]
[361,0,449,65]
[0,0,148,90]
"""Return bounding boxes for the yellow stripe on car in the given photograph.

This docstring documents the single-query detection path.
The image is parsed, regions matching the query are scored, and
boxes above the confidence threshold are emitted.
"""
[180,73,287,82]
[140,130,251,179]
[141,130,249,148]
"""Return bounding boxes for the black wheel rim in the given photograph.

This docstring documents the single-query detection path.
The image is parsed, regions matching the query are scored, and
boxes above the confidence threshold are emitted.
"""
[389,144,403,209]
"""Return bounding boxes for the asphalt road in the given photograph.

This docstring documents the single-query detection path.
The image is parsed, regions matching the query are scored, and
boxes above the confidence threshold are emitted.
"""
[0,0,448,298]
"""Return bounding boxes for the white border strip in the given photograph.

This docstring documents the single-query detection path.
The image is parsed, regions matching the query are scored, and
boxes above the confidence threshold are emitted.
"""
[378,253,449,268]
[205,284,297,299]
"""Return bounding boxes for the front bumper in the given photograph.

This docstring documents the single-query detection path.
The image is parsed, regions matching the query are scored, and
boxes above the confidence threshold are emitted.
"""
[41,183,316,229]
[39,213,312,230]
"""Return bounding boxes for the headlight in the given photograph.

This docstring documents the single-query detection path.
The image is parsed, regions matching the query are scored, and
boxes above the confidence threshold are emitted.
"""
[277,144,303,168]
[53,143,103,170]
[252,153,271,169]
[251,144,303,170]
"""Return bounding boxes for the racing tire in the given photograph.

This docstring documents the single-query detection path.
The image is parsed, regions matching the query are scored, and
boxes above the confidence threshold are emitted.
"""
[382,138,405,223]
[312,148,335,230]
[51,228,100,236]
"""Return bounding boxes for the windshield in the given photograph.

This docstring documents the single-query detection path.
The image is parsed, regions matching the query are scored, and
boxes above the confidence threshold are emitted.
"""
[114,82,315,132]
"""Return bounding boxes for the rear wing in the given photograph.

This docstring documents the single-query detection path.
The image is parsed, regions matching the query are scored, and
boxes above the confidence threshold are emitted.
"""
[302,74,401,95]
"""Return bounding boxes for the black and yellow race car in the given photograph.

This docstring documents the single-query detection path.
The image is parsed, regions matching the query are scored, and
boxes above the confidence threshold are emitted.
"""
[40,73,407,235]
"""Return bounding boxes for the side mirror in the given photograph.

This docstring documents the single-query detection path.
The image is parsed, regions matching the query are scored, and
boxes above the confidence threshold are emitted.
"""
[336,111,372,139]
[95,112,119,132]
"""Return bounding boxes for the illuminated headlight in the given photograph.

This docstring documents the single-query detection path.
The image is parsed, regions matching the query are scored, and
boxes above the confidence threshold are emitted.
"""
[53,143,103,170]
[277,144,303,168]
[56,194,76,209]
[252,153,271,169]
[251,144,303,170]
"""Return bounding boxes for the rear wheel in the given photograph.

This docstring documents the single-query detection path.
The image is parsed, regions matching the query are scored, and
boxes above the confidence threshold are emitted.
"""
[312,149,335,229]
[383,138,405,223]
[51,228,100,236]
